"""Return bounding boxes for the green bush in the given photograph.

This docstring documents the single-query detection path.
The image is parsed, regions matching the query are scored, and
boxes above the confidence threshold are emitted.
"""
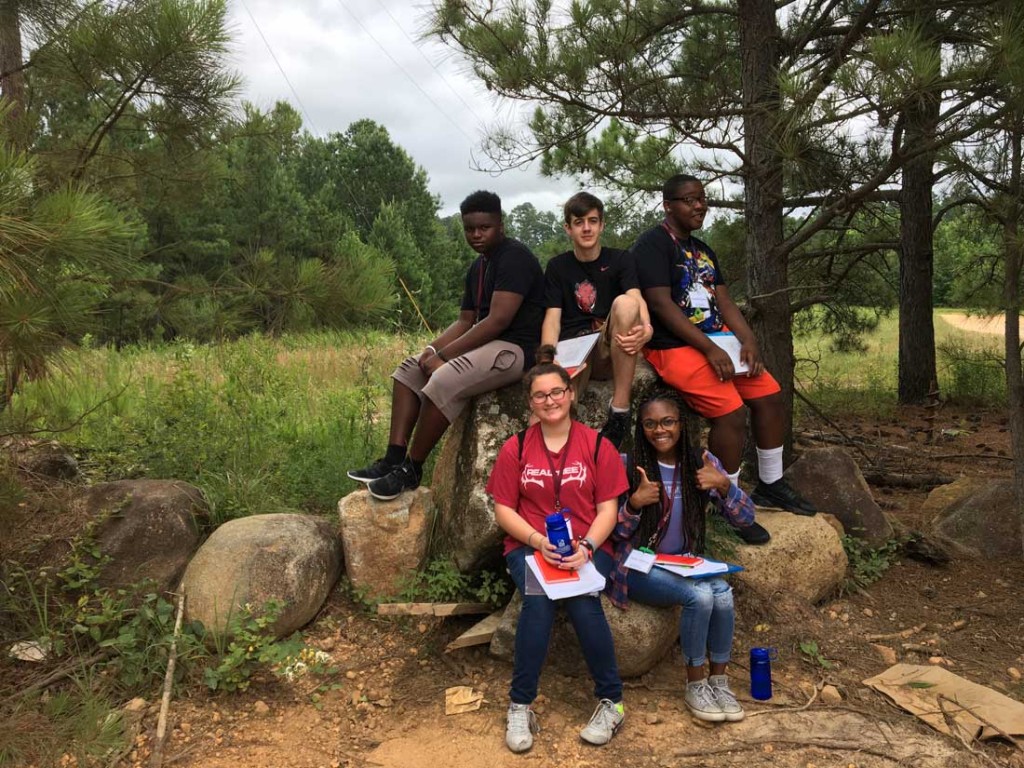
[937,338,1006,406]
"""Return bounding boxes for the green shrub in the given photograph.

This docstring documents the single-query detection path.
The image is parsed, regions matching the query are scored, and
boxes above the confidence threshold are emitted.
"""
[937,338,1005,405]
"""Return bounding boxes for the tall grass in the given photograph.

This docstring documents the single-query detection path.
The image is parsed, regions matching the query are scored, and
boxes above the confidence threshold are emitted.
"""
[795,308,1007,416]
[4,329,428,523]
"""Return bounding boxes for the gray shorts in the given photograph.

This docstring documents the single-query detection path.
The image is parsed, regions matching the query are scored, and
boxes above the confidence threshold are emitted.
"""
[392,340,525,422]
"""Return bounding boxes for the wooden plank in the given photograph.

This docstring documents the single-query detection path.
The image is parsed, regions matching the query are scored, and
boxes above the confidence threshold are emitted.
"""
[445,611,503,652]
[376,602,492,617]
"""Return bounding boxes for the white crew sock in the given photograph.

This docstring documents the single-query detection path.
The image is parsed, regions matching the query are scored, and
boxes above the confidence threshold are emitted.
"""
[610,400,629,414]
[756,446,783,485]
[727,470,741,488]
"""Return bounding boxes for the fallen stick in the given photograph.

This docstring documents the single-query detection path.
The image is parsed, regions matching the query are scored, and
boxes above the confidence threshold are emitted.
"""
[748,678,821,718]
[150,589,186,768]
[865,624,927,642]
[937,694,1024,752]
[5,650,111,701]
[377,602,492,617]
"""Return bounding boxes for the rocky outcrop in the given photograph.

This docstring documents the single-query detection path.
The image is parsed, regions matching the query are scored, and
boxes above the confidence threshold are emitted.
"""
[490,591,680,678]
[924,478,1019,559]
[733,509,847,604]
[181,513,341,638]
[784,447,894,547]
[338,488,434,600]
[71,479,207,592]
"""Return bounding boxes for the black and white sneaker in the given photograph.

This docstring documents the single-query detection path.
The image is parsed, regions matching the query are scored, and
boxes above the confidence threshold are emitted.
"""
[751,478,817,516]
[599,409,631,450]
[367,461,421,501]
[734,520,771,545]
[347,458,398,484]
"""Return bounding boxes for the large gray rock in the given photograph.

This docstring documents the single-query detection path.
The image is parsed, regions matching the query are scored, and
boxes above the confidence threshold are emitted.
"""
[733,509,847,604]
[432,361,665,571]
[71,479,207,592]
[181,513,341,638]
[924,477,1019,559]
[784,447,894,547]
[490,591,679,678]
[338,487,434,600]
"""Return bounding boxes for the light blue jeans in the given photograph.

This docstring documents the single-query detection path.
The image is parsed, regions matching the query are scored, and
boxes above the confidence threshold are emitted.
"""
[626,568,734,667]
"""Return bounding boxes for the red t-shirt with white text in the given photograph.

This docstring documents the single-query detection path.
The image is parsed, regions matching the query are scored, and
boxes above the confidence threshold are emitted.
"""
[486,422,628,556]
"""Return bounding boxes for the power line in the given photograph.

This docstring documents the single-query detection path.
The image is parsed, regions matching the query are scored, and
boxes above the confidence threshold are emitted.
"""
[237,0,321,136]
[332,0,480,144]
[369,0,491,126]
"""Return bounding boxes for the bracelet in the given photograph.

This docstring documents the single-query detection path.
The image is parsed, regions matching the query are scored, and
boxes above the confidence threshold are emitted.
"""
[425,345,437,355]
[528,531,539,549]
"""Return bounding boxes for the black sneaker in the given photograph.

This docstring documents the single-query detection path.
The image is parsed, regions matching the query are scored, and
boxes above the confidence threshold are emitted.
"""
[734,520,771,545]
[750,478,817,516]
[347,458,397,484]
[367,460,421,501]
[599,409,631,450]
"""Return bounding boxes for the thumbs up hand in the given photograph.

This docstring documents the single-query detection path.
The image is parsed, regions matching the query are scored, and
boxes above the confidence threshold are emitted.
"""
[629,466,661,509]
[695,450,731,495]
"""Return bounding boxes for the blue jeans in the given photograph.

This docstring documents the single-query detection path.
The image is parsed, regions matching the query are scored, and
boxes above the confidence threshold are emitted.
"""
[626,568,734,668]
[506,546,622,705]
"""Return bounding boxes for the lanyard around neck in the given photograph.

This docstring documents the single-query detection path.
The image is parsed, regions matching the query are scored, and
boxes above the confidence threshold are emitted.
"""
[647,462,681,549]
[540,422,574,512]
[475,255,489,323]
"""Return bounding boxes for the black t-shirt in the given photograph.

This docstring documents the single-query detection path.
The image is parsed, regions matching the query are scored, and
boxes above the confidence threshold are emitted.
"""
[460,237,545,366]
[543,247,639,339]
[632,225,726,350]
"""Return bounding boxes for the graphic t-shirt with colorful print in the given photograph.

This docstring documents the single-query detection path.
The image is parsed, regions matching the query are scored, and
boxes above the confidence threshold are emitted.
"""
[632,224,727,350]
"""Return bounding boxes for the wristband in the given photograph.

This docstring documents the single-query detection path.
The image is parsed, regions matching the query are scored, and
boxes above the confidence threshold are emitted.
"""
[578,537,595,560]
[528,531,539,549]
[425,345,437,355]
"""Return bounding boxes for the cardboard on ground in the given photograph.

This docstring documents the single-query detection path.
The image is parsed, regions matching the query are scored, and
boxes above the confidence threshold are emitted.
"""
[524,556,606,599]
[863,663,1024,741]
[555,332,601,372]
[706,331,749,374]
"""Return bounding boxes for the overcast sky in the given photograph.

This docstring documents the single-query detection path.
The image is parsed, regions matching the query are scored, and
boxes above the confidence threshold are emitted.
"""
[225,0,586,216]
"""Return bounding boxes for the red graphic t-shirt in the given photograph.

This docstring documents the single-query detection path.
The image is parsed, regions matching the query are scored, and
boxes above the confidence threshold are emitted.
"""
[486,422,629,556]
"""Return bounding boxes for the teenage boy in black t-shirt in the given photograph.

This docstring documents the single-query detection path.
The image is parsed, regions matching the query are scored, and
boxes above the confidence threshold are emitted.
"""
[632,174,816,516]
[348,190,545,501]
[538,192,652,448]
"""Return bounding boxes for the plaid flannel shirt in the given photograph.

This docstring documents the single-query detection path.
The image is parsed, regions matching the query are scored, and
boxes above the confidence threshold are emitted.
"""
[606,451,755,610]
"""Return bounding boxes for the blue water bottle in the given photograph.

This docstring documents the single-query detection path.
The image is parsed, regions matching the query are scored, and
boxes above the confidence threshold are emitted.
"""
[545,510,574,557]
[750,647,777,700]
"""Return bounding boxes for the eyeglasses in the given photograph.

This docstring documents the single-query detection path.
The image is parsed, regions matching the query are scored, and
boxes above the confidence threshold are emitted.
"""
[641,417,680,430]
[666,195,707,207]
[530,387,569,404]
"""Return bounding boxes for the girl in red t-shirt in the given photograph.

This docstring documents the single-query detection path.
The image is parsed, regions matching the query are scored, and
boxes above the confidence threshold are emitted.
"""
[486,351,627,753]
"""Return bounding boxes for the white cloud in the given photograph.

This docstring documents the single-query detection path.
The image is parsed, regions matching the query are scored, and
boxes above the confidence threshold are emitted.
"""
[227,0,581,215]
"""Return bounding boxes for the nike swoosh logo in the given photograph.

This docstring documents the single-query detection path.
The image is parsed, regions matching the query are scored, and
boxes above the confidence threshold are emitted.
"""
[599,266,610,272]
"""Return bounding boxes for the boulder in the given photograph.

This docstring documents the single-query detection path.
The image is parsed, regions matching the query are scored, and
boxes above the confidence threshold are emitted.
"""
[490,591,679,678]
[783,447,894,547]
[732,510,847,604]
[181,513,341,638]
[338,487,434,600]
[432,360,668,571]
[924,477,1020,559]
[7,438,79,483]
[71,479,207,591]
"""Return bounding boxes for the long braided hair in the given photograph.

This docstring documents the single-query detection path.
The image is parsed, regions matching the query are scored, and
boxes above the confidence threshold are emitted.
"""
[627,391,709,554]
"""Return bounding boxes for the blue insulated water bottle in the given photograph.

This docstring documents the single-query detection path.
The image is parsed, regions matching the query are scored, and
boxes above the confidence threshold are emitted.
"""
[750,647,777,700]
[545,510,574,557]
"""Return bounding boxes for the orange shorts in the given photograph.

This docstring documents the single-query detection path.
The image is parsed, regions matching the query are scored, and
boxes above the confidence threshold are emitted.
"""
[643,346,781,418]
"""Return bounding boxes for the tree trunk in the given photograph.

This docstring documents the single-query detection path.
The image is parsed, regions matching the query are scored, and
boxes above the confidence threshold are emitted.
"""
[1002,125,1024,559]
[897,17,940,404]
[0,0,25,131]
[737,0,791,450]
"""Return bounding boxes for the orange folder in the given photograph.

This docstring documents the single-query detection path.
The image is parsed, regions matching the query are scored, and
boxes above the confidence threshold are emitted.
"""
[532,550,580,583]
[655,553,704,567]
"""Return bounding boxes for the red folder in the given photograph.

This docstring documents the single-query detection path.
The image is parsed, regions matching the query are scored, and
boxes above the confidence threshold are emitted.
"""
[533,551,580,583]
[655,554,704,567]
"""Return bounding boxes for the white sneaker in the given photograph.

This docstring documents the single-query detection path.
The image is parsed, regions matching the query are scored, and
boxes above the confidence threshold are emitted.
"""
[709,674,745,722]
[505,702,539,753]
[685,680,726,722]
[579,698,624,745]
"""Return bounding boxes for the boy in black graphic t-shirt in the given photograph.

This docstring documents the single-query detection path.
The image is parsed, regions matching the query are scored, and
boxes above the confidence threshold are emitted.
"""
[539,192,652,448]
[348,190,545,501]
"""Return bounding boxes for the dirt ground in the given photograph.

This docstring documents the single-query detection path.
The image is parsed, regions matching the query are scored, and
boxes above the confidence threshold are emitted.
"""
[67,402,1017,768]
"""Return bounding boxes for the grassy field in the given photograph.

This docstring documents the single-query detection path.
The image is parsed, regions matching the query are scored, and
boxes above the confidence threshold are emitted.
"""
[3,310,1008,522]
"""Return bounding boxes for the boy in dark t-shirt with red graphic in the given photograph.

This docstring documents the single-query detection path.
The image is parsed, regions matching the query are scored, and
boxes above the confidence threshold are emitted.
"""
[539,192,652,448]
[632,175,815,516]
[348,190,545,501]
